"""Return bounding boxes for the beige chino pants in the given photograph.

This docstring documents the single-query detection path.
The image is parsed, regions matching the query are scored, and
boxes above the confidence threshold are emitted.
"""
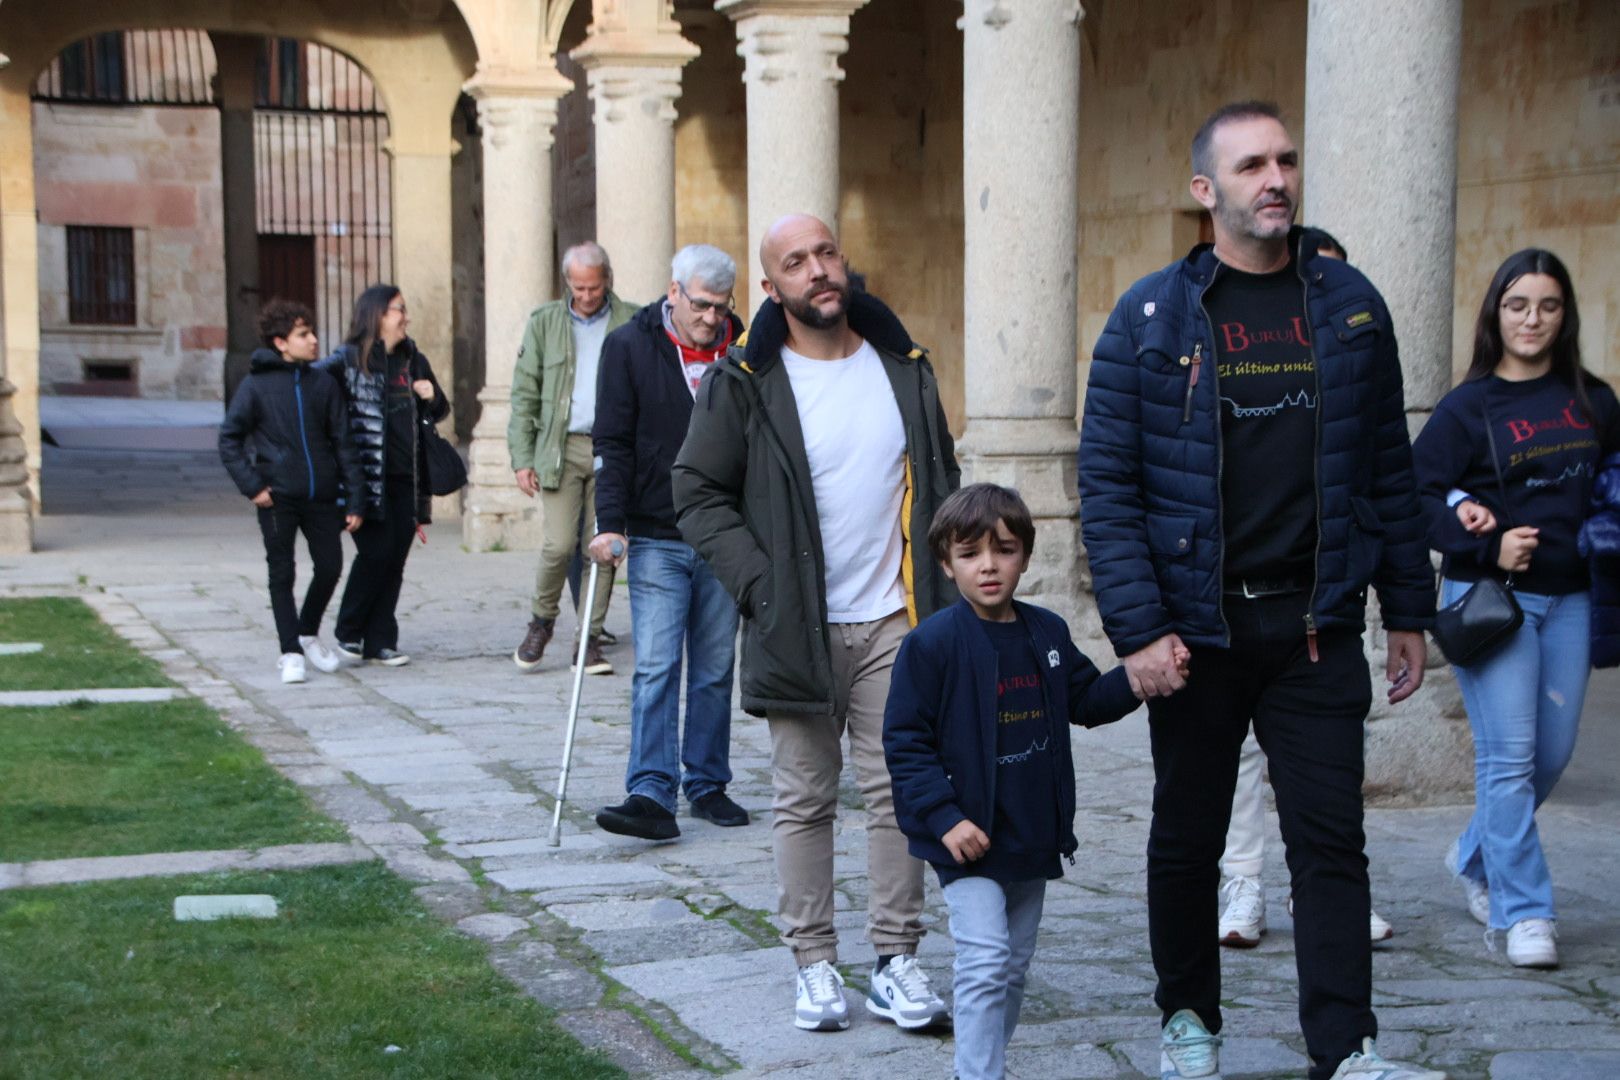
[532,433,614,637]
[767,609,925,966]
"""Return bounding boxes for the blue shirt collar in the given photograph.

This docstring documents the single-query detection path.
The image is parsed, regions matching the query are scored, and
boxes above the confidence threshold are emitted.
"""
[568,298,610,326]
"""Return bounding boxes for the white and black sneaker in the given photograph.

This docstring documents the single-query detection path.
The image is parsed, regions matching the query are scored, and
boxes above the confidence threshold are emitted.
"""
[865,954,949,1030]
[371,648,411,667]
[794,960,849,1031]
[334,640,364,663]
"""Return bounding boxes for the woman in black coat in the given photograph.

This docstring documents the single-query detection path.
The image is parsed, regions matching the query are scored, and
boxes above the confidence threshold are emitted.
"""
[317,283,449,665]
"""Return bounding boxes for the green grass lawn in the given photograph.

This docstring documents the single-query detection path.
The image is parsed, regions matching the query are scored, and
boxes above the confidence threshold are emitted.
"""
[0,596,170,690]
[0,698,348,862]
[0,862,625,1080]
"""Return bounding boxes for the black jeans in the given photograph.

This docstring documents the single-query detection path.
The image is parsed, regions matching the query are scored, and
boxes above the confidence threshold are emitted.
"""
[1146,592,1375,1080]
[256,498,345,655]
[335,477,417,656]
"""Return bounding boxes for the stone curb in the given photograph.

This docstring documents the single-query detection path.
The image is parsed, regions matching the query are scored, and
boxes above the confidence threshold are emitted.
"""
[0,842,376,890]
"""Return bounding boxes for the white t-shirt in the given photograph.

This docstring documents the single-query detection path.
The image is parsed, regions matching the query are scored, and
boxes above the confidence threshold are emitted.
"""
[781,339,907,624]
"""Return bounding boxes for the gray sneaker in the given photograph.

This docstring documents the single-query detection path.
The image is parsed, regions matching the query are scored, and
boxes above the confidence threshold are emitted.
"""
[1329,1038,1447,1079]
[794,960,848,1031]
[1161,1008,1221,1079]
[865,954,949,1030]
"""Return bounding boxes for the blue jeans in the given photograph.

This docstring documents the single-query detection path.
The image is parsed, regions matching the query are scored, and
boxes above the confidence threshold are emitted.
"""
[625,538,739,812]
[942,876,1046,1080]
[1441,578,1590,929]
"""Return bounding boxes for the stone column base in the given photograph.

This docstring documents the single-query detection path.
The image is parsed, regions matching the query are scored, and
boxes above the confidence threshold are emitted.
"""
[0,489,32,554]
[1362,601,1474,806]
[956,417,1099,642]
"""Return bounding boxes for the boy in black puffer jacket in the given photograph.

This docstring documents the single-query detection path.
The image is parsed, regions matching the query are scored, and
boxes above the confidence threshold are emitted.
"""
[219,300,363,683]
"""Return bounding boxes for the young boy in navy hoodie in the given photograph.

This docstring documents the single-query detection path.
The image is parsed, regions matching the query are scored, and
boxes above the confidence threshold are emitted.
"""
[219,300,364,684]
[884,483,1171,1080]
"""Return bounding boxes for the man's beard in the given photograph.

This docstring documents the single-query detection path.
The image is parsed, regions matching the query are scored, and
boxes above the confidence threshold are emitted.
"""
[781,280,848,330]
[1214,183,1293,242]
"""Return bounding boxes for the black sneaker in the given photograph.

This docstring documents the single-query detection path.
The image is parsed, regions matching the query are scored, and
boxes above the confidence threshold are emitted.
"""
[690,790,750,827]
[595,794,680,840]
[335,640,364,662]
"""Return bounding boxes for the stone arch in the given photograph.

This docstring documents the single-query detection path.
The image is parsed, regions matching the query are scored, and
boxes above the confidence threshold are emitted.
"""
[0,0,488,534]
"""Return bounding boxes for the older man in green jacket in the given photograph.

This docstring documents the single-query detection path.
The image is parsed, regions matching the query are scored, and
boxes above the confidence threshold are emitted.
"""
[507,242,636,674]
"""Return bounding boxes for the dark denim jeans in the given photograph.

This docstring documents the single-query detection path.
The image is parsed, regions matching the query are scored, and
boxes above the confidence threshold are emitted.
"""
[624,538,739,811]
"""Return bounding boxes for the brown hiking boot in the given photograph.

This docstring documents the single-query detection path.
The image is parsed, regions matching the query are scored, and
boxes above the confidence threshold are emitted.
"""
[513,617,555,671]
[572,636,614,676]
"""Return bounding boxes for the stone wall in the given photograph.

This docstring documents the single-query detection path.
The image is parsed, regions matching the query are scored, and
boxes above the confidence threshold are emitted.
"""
[32,101,226,400]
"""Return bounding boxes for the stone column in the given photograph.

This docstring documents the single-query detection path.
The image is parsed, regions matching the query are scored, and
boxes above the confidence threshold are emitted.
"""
[716,0,867,303]
[0,69,37,550]
[1304,0,1472,803]
[461,66,574,551]
[573,3,699,304]
[1304,0,1461,419]
[957,0,1086,631]
[211,34,261,404]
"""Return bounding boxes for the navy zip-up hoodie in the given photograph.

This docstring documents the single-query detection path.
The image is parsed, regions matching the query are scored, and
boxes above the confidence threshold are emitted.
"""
[219,348,363,505]
[883,599,1140,871]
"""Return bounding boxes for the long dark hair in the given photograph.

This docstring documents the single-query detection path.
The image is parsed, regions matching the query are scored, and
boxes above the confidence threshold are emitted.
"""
[1463,248,1590,418]
[344,283,401,375]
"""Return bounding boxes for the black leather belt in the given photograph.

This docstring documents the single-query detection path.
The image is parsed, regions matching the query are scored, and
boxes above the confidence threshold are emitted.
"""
[1223,575,1307,598]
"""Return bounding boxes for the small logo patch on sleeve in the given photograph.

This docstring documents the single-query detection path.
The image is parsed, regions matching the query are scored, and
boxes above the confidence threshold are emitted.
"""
[1345,311,1373,328]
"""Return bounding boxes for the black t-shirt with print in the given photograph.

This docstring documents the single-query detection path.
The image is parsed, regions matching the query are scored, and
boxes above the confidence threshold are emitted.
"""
[385,351,415,478]
[1207,260,1317,584]
[939,617,1062,886]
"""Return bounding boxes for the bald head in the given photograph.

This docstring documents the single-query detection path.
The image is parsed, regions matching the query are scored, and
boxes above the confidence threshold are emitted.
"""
[758,214,852,332]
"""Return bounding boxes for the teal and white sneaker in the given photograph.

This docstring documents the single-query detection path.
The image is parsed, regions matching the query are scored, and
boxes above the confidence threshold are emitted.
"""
[1161,1008,1222,1079]
[794,960,848,1031]
[1329,1037,1447,1079]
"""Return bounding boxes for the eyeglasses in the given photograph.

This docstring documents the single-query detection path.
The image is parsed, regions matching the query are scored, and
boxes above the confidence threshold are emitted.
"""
[387,303,408,315]
[677,281,733,317]
[1500,298,1563,318]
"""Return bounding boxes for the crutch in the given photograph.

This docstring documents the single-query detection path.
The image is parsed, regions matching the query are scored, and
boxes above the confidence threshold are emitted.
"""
[548,532,623,847]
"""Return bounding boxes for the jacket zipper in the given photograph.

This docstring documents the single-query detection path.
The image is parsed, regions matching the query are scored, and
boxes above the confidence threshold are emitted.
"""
[1298,240,1324,663]
[1196,270,1231,645]
[1181,343,1202,425]
[294,366,316,500]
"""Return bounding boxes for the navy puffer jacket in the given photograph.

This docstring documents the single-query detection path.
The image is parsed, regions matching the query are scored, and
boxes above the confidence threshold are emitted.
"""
[1079,231,1435,655]
[1578,452,1620,668]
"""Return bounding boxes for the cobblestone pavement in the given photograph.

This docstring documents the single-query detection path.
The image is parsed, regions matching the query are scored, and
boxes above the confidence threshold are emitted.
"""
[5,445,1618,1079]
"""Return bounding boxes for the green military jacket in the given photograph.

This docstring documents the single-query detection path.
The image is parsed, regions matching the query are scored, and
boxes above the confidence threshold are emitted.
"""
[506,292,636,489]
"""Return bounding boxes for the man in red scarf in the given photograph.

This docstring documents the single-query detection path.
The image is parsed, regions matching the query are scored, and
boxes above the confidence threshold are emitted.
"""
[587,244,749,841]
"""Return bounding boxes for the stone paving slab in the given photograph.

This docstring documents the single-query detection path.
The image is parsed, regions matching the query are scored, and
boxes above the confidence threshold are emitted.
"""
[0,641,44,654]
[9,451,1620,1078]
[0,842,375,889]
[0,686,184,706]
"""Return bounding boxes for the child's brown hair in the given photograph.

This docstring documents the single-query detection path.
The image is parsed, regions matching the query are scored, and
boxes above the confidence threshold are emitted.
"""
[257,298,316,351]
[927,483,1035,563]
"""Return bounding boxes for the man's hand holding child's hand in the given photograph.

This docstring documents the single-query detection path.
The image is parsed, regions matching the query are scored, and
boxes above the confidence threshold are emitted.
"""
[942,820,990,865]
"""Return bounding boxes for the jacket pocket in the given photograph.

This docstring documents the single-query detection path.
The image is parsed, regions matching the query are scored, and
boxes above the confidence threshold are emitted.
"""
[1347,496,1385,585]
[1146,514,1197,559]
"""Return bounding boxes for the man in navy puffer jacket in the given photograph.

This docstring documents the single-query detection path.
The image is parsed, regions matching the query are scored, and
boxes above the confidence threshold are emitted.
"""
[1079,102,1441,1080]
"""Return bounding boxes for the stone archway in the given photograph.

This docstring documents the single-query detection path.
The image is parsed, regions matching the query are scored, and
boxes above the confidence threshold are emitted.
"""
[0,0,485,546]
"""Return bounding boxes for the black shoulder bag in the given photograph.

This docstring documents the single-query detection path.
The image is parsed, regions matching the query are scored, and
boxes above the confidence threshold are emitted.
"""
[1432,405,1524,666]
[411,357,468,497]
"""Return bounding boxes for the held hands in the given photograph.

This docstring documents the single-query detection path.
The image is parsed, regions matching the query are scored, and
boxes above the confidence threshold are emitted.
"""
[941,820,990,866]
[411,378,435,401]
[514,468,539,498]
[251,488,273,508]
[588,532,629,567]
[1456,500,1497,535]
[1123,632,1190,700]
[344,514,363,533]
[1497,526,1540,573]
[1385,630,1427,705]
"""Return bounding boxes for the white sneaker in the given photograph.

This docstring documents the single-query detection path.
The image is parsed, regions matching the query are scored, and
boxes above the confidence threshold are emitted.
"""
[1161,1008,1222,1079]
[794,960,849,1031]
[299,636,341,673]
[1218,875,1265,948]
[277,652,306,684]
[1444,840,1490,926]
[1505,918,1558,968]
[865,953,949,1030]
[1369,908,1394,943]
[1329,1037,1447,1079]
